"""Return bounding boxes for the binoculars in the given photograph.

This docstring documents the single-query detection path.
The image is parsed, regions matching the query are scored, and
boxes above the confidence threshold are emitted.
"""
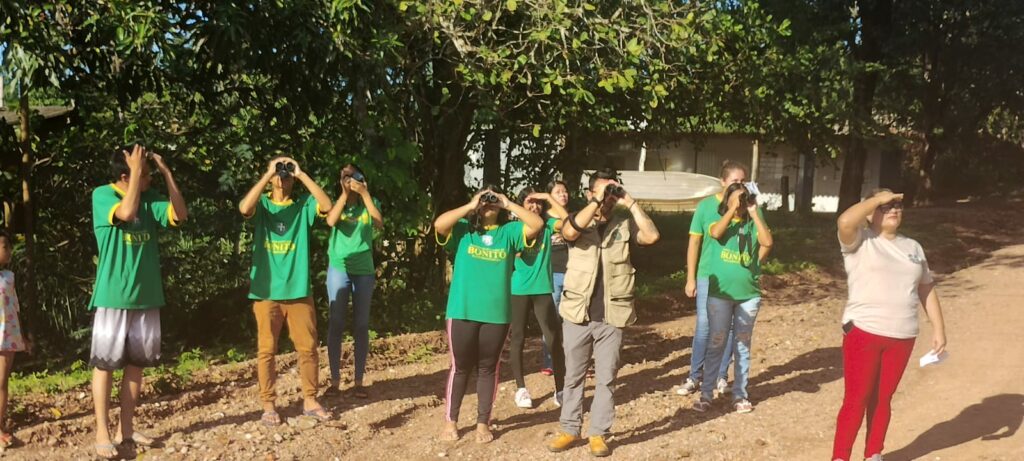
[480,192,500,204]
[605,184,626,198]
[275,161,295,178]
[718,182,761,216]
[345,171,365,183]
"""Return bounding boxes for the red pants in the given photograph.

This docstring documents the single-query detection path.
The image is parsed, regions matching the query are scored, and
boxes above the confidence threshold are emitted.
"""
[832,325,915,460]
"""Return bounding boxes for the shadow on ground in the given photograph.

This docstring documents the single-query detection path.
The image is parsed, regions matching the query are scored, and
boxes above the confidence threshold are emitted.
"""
[886,394,1023,461]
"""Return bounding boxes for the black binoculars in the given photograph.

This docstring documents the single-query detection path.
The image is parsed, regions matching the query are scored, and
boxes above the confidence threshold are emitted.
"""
[346,171,365,183]
[275,161,295,178]
[481,192,500,204]
[605,184,626,198]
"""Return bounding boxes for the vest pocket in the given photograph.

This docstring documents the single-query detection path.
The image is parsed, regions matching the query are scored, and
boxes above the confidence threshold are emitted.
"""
[560,267,592,323]
[605,270,636,326]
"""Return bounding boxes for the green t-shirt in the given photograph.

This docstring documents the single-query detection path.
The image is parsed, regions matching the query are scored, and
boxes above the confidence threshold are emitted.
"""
[443,219,528,324]
[247,193,324,300]
[327,197,380,275]
[689,195,721,279]
[511,218,559,296]
[703,209,766,301]
[90,184,177,309]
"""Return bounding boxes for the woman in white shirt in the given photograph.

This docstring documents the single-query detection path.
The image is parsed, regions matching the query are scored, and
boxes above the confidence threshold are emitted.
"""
[832,189,947,461]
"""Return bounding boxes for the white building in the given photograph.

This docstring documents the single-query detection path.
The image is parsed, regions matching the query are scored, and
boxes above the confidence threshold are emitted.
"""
[577,132,899,212]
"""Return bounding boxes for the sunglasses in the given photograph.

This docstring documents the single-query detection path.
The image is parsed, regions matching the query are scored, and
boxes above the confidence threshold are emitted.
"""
[878,201,904,213]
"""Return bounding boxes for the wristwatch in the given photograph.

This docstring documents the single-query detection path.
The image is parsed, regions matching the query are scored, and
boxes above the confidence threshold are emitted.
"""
[589,196,602,205]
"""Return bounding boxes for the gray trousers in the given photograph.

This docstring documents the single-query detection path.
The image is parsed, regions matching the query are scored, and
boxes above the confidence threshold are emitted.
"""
[559,320,623,437]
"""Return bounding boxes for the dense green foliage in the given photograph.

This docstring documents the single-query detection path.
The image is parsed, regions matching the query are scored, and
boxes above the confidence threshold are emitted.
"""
[1,1,1021,370]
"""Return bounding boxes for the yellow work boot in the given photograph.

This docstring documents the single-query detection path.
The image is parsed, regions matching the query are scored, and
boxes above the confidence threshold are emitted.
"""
[588,435,611,457]
[546,432,579,453]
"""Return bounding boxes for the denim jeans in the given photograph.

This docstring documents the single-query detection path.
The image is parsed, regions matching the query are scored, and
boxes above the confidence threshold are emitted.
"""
[689,278,733,384]
[542,272,566,370]
[326,266,376,383]
[701,295,761,401]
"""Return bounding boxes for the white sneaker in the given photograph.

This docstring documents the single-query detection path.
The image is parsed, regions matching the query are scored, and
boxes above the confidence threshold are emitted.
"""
[716,378,730,395]
[553,390,563,408]
[675,378,699,396]
[514,388,533,408]
[866,455,883,461]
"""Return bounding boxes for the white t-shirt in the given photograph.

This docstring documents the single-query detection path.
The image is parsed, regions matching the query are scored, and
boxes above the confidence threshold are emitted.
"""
[840,227,934,339]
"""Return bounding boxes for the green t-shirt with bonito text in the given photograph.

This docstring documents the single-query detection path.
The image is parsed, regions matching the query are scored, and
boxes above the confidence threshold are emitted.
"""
[90,184,177,309]
[511,218,559,296]
[443,219,529,324]
[701,207,766,301]
[327,197,380,275]
[247,193,324,300]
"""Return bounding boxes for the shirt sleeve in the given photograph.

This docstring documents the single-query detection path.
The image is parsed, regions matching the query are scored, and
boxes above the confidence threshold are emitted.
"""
[303,194,325,226]
[145,191,176,228]
[546,217,560,233]
[438,219,470,252]
[504,221,528,252]
[839,227,866,254]
[917,242,935,285]
[243,194,265,221]
[93,187,122,228]
[689,201,707,236]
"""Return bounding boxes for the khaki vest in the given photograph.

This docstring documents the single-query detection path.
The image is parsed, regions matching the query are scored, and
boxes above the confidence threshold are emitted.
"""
[559,210,636,328]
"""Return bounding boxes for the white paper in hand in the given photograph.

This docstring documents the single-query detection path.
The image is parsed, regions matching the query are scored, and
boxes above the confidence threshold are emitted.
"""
[918,350,949,367]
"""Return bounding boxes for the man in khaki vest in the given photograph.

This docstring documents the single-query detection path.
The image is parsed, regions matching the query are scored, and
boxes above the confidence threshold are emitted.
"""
[547,168,660,457]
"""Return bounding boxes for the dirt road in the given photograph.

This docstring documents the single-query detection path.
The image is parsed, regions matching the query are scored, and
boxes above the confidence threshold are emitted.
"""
[7,244,1024,460]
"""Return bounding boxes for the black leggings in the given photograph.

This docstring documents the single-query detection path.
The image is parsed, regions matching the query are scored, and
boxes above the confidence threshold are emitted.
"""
[509,294,565,390]
[445,319,510,424]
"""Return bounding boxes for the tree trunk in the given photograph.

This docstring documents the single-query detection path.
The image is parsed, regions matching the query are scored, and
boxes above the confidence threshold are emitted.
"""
[556,128,583,195]
[482,124,502,188]
[797,151,816,214]
[17,91,37,325]
[837,0,893,213]
[915,31,944,205]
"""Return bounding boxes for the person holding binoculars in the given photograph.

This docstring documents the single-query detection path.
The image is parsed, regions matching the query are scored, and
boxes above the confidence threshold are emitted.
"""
[238,156,333,426]
[679,161,749,399]
[547,168,660,457]
[433,185,545,443]
[508,187,569,410]
[323,163,384,398]
[692,167,773,415]
[89,144,188,459]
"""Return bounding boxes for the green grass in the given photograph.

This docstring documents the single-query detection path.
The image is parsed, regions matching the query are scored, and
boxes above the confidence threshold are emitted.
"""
[636,270,686,299]
[9,359,100,396]
[9,346,250,397]
[404,344,439,364]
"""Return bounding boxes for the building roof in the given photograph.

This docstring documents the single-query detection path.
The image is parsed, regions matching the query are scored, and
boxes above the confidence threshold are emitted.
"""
[1,105,74,125]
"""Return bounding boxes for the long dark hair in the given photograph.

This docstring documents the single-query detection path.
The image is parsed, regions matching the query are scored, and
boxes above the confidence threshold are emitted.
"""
[338,162,366,199]
[469,184,509,233]
[718,182,752,218]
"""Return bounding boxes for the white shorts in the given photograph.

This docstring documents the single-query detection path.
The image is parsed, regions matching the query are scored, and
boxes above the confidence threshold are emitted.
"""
[89,307,161,370]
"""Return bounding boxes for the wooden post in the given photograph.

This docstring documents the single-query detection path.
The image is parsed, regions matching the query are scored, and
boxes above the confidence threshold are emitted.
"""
[751,138,760,182]
[638,141,647,172]
[17,90,37,322]
[781,175,791,212]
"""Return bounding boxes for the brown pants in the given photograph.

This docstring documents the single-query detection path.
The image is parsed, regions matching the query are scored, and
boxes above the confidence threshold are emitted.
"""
[253,297,319,404]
